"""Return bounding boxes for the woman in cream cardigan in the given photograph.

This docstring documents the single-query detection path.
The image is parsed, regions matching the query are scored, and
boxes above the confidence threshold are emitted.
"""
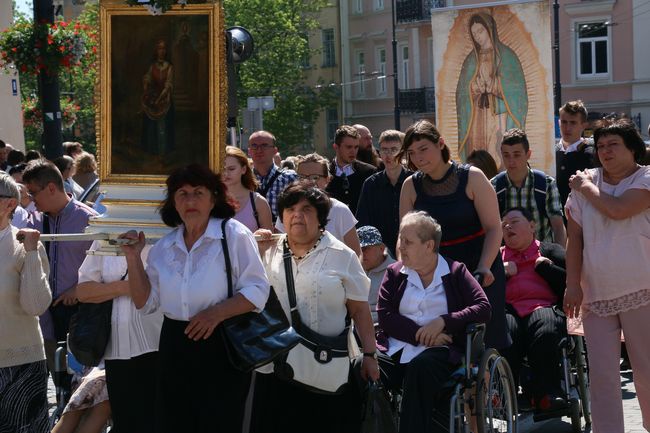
[0,172,51,432]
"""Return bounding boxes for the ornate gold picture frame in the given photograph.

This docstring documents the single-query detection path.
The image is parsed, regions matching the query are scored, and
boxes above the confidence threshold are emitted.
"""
[98,1,226,184]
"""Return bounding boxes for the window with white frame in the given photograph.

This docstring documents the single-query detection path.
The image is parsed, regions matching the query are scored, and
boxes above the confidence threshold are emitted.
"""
[322,28,336,67]
[354,0,363,14]
[358,51,366,96]
[576,21,609,79]
[374,0,384,11]
[400,45,410,89]
[377,47,386,95]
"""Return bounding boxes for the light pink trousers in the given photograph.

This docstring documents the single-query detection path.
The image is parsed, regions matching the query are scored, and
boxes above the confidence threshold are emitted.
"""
[583,303,650,433]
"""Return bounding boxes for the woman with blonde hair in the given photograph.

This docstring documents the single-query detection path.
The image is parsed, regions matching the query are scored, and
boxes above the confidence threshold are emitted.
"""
[73,152,99,191]
[222,146,273,232]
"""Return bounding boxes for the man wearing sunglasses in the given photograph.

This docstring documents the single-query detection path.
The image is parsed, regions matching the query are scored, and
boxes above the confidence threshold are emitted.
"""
[248,130,297,221]
[326,125,376,215]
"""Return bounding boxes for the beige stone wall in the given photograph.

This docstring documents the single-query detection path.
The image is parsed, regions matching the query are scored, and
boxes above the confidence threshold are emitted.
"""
[0,3,26,151]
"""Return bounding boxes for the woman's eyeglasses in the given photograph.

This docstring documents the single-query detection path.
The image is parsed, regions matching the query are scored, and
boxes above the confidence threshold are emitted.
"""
[379,147,400,156]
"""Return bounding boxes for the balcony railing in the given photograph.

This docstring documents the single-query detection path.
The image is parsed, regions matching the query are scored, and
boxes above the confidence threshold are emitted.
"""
[399,87,435,113]
[396,0,446,23]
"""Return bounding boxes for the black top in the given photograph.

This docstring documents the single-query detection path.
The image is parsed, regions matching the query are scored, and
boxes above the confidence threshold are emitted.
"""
[555,140,594,206]
[413,162,509,349]
[326,159,376,215]
[355,168,413,257]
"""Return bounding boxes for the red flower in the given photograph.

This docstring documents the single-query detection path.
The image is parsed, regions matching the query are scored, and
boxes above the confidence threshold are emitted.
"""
[20,65,26,72]
[47,35,54,45]
[11,47,17,52]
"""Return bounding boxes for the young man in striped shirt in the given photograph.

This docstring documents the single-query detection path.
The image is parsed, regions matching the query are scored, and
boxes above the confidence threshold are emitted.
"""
[491,128,566,246]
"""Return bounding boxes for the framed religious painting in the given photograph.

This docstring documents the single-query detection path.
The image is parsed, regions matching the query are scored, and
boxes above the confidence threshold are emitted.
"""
[97,0,226,184]
[431,0,555,174]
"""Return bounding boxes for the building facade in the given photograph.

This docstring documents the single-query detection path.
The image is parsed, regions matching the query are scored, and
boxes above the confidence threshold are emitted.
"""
[333,0,650,150]
[0,3,26,151]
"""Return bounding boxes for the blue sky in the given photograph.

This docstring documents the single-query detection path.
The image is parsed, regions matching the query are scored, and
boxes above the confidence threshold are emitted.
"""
[15,0,33,17]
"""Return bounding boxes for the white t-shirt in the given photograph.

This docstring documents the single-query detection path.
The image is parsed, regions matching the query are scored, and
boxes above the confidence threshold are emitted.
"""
[275,197,357,242]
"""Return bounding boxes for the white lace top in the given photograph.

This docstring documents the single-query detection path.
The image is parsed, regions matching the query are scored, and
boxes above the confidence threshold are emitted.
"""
[142,218,270,320]
[566,166,650,316]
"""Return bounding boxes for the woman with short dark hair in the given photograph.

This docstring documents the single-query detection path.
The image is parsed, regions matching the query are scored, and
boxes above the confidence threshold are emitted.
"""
[253,181,379,433]
[121,163,270,433]
[565,118,650,432]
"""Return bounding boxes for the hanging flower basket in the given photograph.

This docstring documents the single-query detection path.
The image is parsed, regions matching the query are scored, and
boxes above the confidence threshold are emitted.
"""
[0,17,88,76]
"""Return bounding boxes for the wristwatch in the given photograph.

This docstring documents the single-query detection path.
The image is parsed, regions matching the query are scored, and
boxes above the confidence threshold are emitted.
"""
[363,351,378,360]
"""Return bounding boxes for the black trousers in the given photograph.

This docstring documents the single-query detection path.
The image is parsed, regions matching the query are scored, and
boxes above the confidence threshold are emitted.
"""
[501,305,566,399]
[159,317,251,433]
[105,351,160,433]
[379,348,456,433]
[250,366,363,433]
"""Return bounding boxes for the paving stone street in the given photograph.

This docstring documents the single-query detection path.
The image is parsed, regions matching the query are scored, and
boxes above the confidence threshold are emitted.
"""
[48,371,644,432]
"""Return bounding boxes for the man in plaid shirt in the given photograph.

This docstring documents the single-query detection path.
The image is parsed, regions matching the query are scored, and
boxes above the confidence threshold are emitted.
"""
[248,130,297,221]
[490,129,566,246]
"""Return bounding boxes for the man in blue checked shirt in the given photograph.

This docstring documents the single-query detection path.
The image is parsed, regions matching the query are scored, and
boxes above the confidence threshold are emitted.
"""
[248,130,297,221]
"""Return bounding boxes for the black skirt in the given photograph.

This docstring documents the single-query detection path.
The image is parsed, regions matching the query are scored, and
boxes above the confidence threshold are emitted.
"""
[158,317,251,433]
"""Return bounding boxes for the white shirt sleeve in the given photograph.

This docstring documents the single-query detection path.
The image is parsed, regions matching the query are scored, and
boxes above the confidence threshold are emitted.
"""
[228,221,271,311]
[141,244,161,314]
[77,241,104,284]
[341,250,370,302]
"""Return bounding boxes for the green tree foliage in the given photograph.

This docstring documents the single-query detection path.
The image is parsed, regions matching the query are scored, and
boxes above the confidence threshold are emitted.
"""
[224,0,339,153]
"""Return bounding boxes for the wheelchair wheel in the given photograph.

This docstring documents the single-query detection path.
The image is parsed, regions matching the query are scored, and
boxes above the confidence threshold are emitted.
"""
[476,349,518,433]
[569,398,582,433]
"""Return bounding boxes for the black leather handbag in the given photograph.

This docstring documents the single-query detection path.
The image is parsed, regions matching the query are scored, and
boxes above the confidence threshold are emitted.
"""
[219,219,300,372]
[67,270,127,367]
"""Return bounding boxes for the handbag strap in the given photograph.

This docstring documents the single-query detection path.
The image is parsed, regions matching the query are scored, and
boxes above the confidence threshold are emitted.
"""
[282,241,301,325]
[249,191,261,229]
[281,240,351,331]
[221,218,234,298]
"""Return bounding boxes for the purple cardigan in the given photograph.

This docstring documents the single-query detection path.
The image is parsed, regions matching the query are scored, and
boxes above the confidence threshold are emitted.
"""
[376,258,491,364]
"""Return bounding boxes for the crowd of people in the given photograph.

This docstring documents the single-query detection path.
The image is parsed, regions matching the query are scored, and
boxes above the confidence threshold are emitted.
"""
[1,100,650,433]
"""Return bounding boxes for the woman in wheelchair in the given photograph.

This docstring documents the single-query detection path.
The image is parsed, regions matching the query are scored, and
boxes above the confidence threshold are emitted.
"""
[376,211,491,433]
[500,207,568,413]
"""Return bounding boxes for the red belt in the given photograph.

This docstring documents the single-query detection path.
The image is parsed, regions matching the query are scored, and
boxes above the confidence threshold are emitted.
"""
[440,229,486,247]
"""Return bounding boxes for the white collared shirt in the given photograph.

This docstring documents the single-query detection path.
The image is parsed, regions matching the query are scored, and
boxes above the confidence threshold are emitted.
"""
[334,158,355,177]
[142,218,270,320]
[387,256,450,363]
[560,138,583,154]
[263,232,369,336]
[78,242,163,360]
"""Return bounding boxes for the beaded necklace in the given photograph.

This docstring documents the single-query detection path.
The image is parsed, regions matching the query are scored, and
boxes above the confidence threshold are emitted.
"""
[285,231,324,261]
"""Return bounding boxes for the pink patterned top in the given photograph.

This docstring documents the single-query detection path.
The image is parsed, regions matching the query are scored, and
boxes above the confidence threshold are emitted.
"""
[566,166,650,317]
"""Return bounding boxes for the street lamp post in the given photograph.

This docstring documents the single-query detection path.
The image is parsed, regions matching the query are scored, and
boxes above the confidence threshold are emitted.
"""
[34,0,63,160]
[553,0,561,113]
[391,0,400,131]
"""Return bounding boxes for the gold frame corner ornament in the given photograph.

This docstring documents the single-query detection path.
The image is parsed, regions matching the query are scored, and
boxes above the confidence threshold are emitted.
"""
[97,1,226,185]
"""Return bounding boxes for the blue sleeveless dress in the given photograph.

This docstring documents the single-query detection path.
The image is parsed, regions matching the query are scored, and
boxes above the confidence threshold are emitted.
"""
[413,162,509,349]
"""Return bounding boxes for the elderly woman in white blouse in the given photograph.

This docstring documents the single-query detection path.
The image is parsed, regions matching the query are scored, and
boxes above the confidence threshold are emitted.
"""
[75,243,163,433]
[121,164,270,433]
[0,173,51,433]
[253,181,379,433]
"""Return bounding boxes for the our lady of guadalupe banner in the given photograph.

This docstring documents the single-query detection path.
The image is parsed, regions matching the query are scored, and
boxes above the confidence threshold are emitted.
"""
[431,0,555,173]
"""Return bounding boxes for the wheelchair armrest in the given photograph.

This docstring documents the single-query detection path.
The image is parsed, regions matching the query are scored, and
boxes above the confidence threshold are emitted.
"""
[465,323,486,336]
